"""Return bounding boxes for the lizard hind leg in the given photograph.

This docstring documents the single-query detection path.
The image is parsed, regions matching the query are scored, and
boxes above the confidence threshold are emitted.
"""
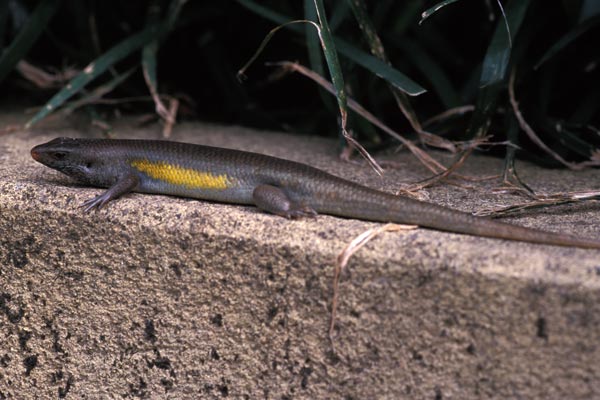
[252,184,317,219]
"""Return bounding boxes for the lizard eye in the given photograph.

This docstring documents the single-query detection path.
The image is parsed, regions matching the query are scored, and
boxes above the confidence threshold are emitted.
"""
[52,152,67,160]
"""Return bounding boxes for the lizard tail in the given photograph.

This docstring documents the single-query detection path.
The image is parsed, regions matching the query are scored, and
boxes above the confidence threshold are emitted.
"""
[317,187,600,249]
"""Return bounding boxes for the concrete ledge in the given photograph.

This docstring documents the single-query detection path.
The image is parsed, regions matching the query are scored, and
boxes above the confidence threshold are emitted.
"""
[1,119,600,398]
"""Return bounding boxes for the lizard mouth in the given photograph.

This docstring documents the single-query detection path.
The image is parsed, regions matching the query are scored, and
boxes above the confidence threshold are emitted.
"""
[31,148,41,161]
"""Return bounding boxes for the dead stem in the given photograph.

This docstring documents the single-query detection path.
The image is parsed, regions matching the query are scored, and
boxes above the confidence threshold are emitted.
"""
[161,97,179,138]
[474,190,600,217]
[402,135,493,190]
[508,69,600,170]
[143,63,179,138]
[17,60,78,89]
[267,61,450,175]
[422,105,475,127]
[329,223,416,346]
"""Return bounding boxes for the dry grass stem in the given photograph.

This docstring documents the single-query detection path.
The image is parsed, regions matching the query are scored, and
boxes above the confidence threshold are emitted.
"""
[422,105,475,127]
[404,135,493,190]
[268,61,450,175]
[474,189,600,217]
[329,223,416,344]
[17,61,78,89]
[509,69,600,170]
[161,97,179,138]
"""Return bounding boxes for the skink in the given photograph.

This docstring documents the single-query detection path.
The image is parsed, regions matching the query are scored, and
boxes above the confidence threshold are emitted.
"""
[30,137,600,249]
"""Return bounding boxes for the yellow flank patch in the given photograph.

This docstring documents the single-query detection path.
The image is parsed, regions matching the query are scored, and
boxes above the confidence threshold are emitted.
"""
[130,159,231,190]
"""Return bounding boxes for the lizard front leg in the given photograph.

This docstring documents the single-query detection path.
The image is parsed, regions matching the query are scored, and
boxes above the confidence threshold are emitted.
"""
[81,173,140,212]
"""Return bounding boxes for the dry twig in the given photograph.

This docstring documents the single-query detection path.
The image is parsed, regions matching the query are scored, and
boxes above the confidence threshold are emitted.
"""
[17,60,78,89]
[509,69,600,170]
[267,61,449,175]
[422,105,475,127]
[329,223,416,345]
[474,189,600,217]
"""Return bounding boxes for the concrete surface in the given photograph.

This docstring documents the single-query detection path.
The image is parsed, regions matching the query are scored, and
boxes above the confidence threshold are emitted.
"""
[1,115,600,399]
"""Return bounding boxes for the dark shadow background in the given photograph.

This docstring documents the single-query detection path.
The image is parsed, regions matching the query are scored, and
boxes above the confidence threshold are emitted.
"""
[2,0,599,165]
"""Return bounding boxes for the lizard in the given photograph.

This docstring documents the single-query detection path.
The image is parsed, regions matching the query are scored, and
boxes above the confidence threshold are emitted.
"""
[30,137,600,249]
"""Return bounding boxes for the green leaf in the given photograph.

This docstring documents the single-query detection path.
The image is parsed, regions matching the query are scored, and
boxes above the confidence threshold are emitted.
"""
[535,15,600,69]
[480,0,530,87]
[419,0,462,25]
[0,0,62,83]
[164,0,187,30]
[328,0,350,32]
[0,0,9,49]
[396,38,460,108]
[26,23,161,128]
[304,0,334,110]
[390,0,423,36]
[312,0,348,128]
[142,1,162,95]
[142,39,159,91]
[569,84,600,124]
[579,0,600,22]
[236,0,288,28]
[346,0,424,131]
[334,39,426,96]
[543,120,598,158]
[237,0,426,96]
[465,84,502,138]
[142,0,186,116]
[303,0,325,81]
[61,67,137,114]
[464,0,531,139]
[346,0,384,57]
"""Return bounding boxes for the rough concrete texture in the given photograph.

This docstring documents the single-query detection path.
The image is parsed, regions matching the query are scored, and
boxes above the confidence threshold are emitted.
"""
[1,116,600,399]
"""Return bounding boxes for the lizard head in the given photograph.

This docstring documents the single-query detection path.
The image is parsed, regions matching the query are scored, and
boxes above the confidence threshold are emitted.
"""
[31,137,99,182]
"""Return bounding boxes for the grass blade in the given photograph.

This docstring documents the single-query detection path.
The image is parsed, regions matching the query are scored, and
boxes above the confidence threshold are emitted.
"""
[465,0,531,139]
[331,39,426,96]
[303,0,325,77]
[61,67,137,114]
[142,1,164,111]
[311,0,383,174]
[142,0,187,136]
[328,0,350,32]
[0,0,8,49]
[312,0,347,129]
[268,61,448,174]
[419,0,462,25]
[535,15,600,69]
[346,0,425,131]
[236,0,289,29]
[569,84,600,124]
[26,23,162,128]
[480,0,530,87]
[304,0,334,110]
[542,120,598,158]
[238,20,321,79]
[237,1,383,173]
[396,38,460,108]
[0,0,62,83]
[237,0,426,96]
[346,0,386,58]
[579,0,600,21]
